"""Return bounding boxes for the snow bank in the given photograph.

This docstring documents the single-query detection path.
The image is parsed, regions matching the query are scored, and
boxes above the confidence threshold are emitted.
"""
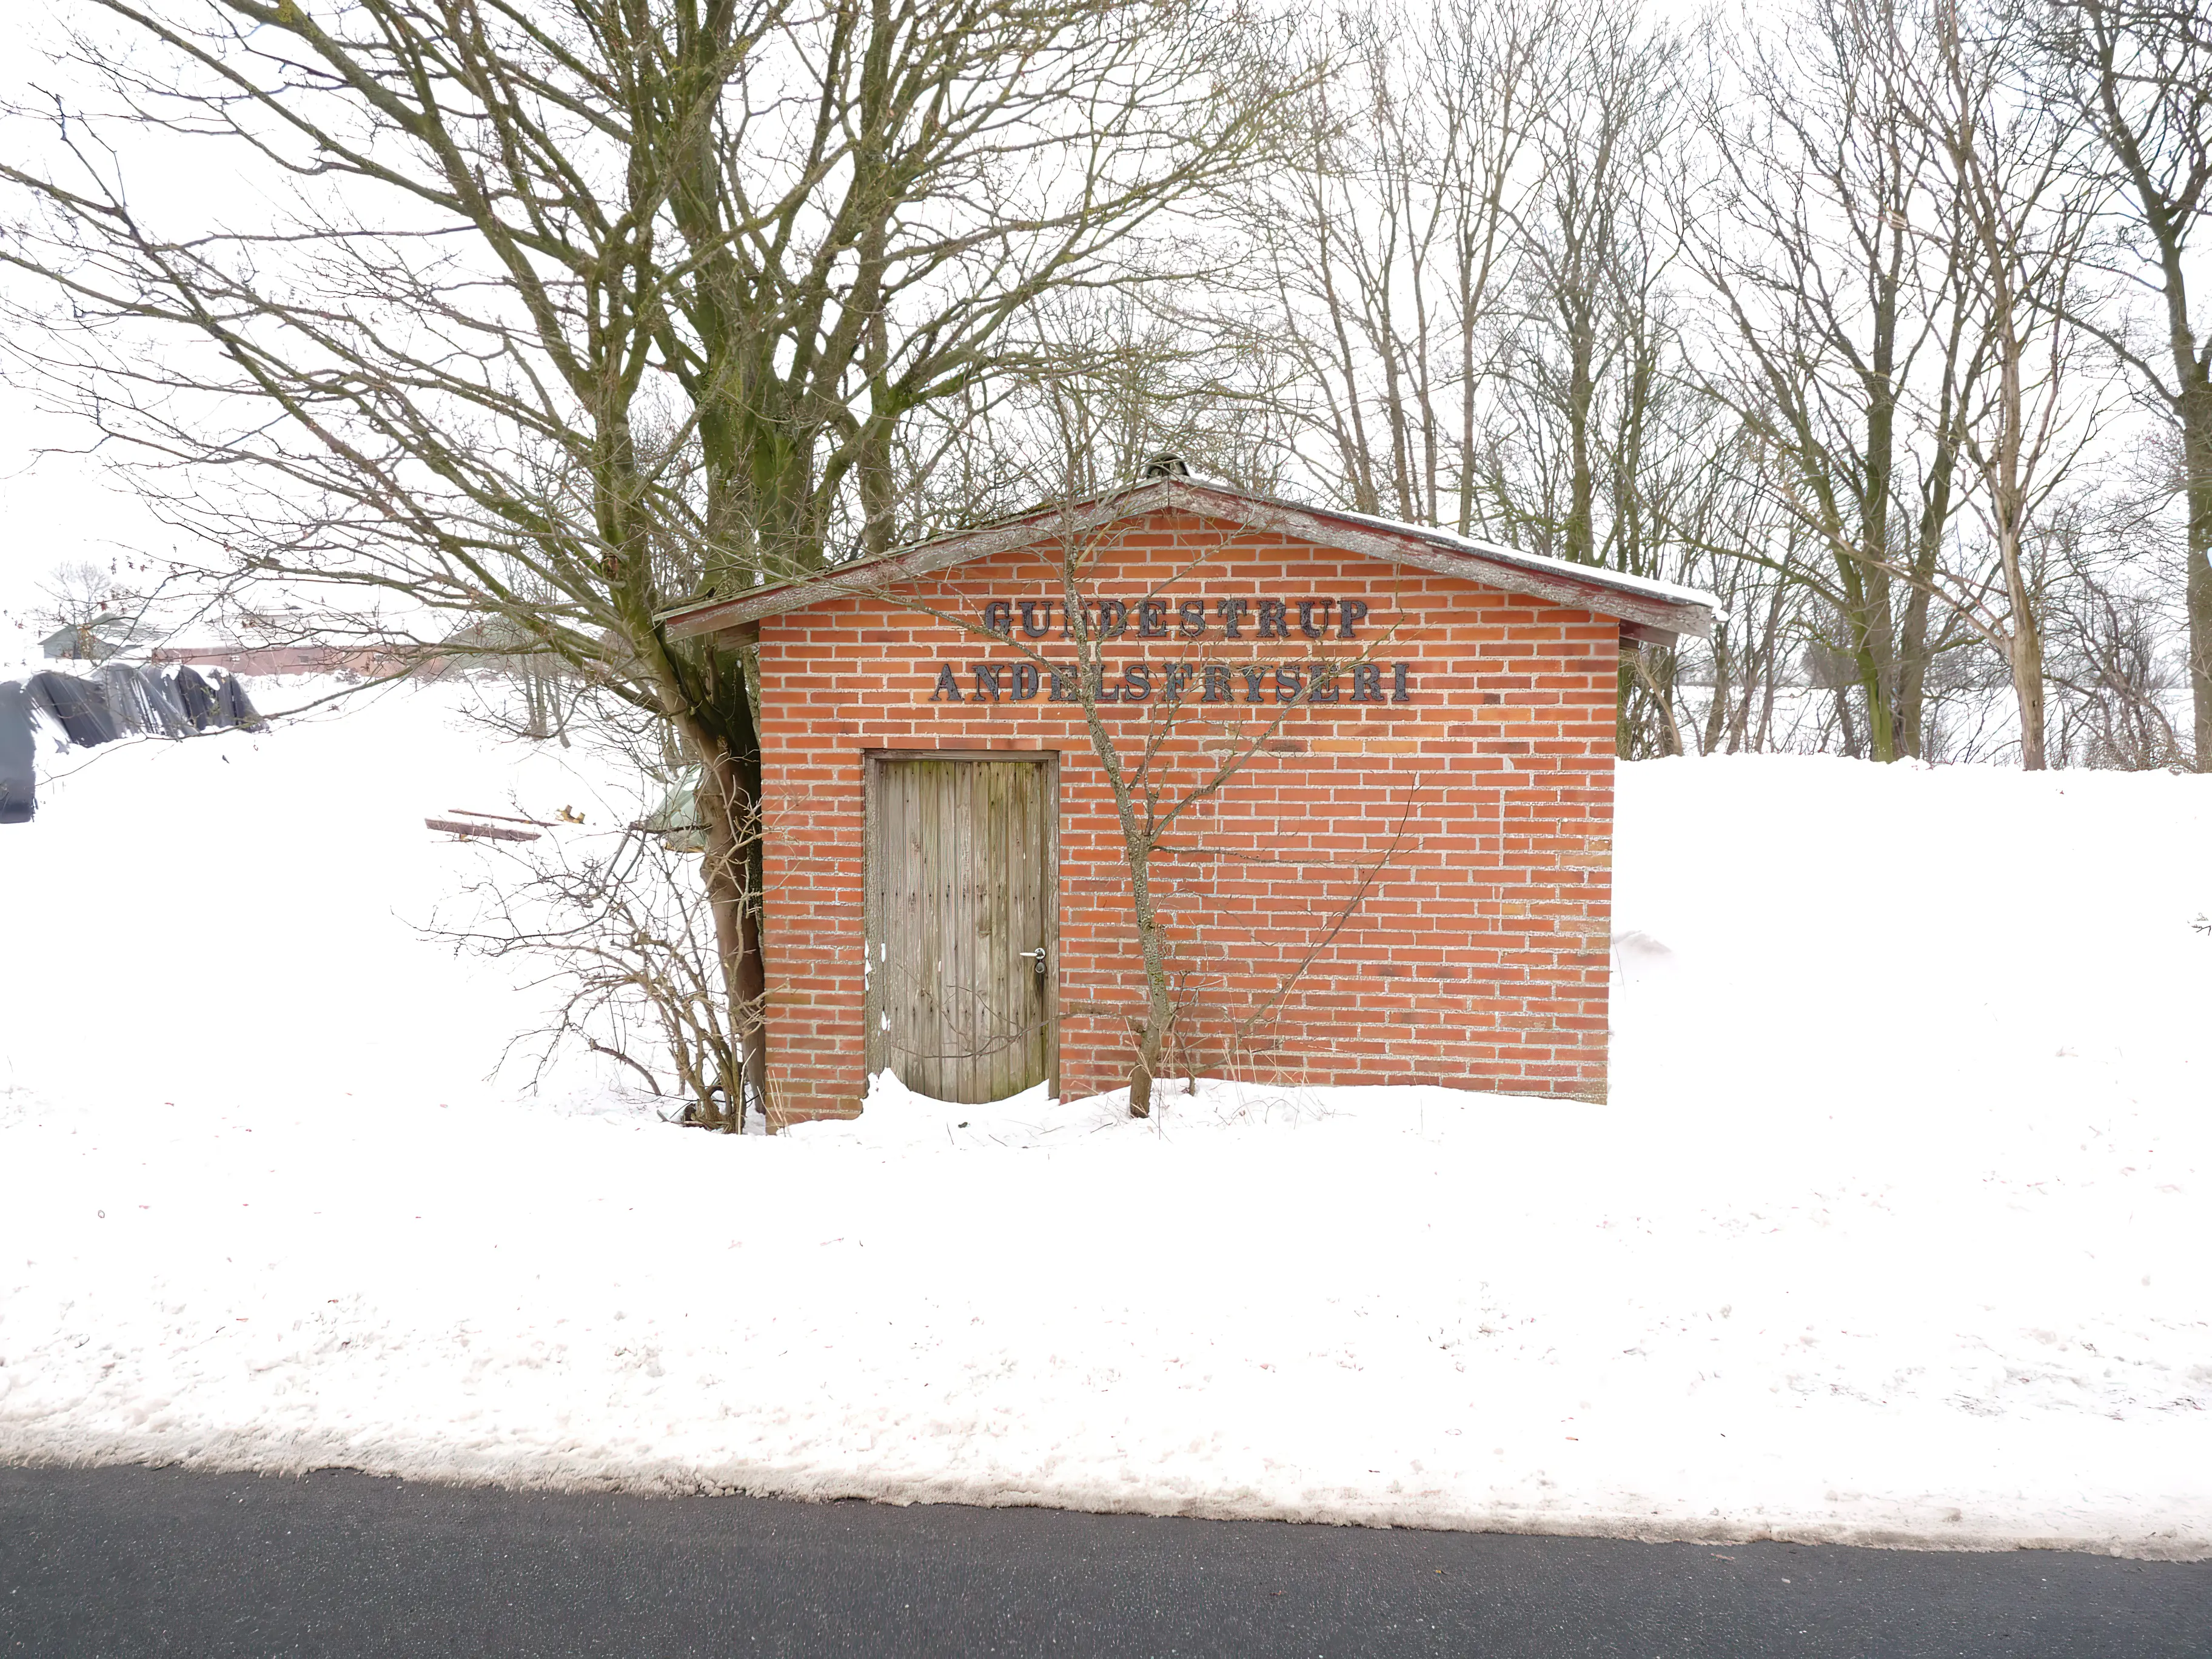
[2,705,2208,1557]
[0,674,640,1114]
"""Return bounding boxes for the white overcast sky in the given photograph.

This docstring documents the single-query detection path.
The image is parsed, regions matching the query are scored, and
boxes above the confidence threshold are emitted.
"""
[0,7,179,626]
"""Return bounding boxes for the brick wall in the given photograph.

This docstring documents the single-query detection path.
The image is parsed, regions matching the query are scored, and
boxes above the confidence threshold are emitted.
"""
[753,509,1621,1122]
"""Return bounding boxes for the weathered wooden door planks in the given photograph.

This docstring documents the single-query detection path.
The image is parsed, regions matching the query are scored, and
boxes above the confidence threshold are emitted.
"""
[865,752,1056,1103]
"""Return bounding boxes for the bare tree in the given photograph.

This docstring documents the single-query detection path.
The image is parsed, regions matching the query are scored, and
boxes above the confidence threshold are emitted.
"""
[1486,10,1682,566]
[1482,8,1711,756]
[1243,0,1561,531]
[1687,0,1962,762]
[432,810,754,1125]
[19,558,153,655]
[1031,504,1417,1116]
[2042,500,2188,766]
[897,294,1302,523]
[2042,0,2212,768]
[1905,0,2110,768]
[0,0,1290,1123]
[1241,1,1732,760]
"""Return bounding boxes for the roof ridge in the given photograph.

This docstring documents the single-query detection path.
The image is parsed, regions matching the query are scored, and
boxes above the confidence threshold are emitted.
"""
[657,478,1718,642]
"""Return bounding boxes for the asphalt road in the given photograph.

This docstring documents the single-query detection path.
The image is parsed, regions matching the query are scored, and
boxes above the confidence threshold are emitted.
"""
[2,1464,2207,1657]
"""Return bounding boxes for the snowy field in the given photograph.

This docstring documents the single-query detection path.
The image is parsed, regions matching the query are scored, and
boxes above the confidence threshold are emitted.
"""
[1,676,2208,1558]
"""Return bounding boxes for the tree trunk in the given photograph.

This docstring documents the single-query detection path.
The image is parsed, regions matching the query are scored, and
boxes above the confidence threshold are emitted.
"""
[1849,632,1895,762]
[2007,598,2048,770]
[1858,227,1903,765]
[1701,621,1732,757]
[689,728,769,1122]
[2185,393,2212,769]
[1565,314,1597,566]
[1122,836,1175,1119]
[1897,435,1955,760]
[654,626,768,1130]
[1992,427,2046,769]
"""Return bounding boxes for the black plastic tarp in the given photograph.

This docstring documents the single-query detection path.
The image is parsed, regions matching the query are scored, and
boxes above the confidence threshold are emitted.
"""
[173,666,220,732]
[99,662,160,737]
[201,669,237,731]
[0,680,34,824]
[27,671,119,748]
[222,672,266,732]
[141,667,191,737]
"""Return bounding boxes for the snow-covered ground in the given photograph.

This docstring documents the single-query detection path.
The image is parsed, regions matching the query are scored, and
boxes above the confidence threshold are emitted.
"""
[2,677,2208,1557]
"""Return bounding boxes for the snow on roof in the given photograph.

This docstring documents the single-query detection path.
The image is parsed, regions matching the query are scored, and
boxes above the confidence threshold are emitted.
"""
[1299,495,1718,612]
[657,478,1720,643]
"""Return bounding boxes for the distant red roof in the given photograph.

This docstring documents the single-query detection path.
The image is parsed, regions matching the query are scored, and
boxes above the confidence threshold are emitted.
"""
[151,644,401,676]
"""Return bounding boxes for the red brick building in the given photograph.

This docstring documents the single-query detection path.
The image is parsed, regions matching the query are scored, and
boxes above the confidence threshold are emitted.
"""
[662,478,1713,1124]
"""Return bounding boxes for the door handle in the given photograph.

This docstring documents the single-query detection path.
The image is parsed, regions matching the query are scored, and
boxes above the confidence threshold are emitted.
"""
[1019,947,1049,977]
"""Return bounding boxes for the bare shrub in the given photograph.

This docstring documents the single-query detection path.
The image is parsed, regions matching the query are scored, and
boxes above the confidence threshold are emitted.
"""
[430,813,756,1131]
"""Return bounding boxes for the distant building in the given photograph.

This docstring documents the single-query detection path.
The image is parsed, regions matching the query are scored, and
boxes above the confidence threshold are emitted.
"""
[150,643,401,677]
[39,622,130,662]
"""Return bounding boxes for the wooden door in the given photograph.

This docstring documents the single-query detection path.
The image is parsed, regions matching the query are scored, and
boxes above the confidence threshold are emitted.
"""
[865,753,1057,1103]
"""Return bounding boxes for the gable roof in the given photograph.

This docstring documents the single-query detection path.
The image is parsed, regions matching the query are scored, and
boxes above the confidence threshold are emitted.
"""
[40,623,130,661]
[655,478,1718,644]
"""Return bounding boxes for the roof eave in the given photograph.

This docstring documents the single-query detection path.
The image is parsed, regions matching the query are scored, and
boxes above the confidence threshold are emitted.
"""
[655,479,1714,642]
